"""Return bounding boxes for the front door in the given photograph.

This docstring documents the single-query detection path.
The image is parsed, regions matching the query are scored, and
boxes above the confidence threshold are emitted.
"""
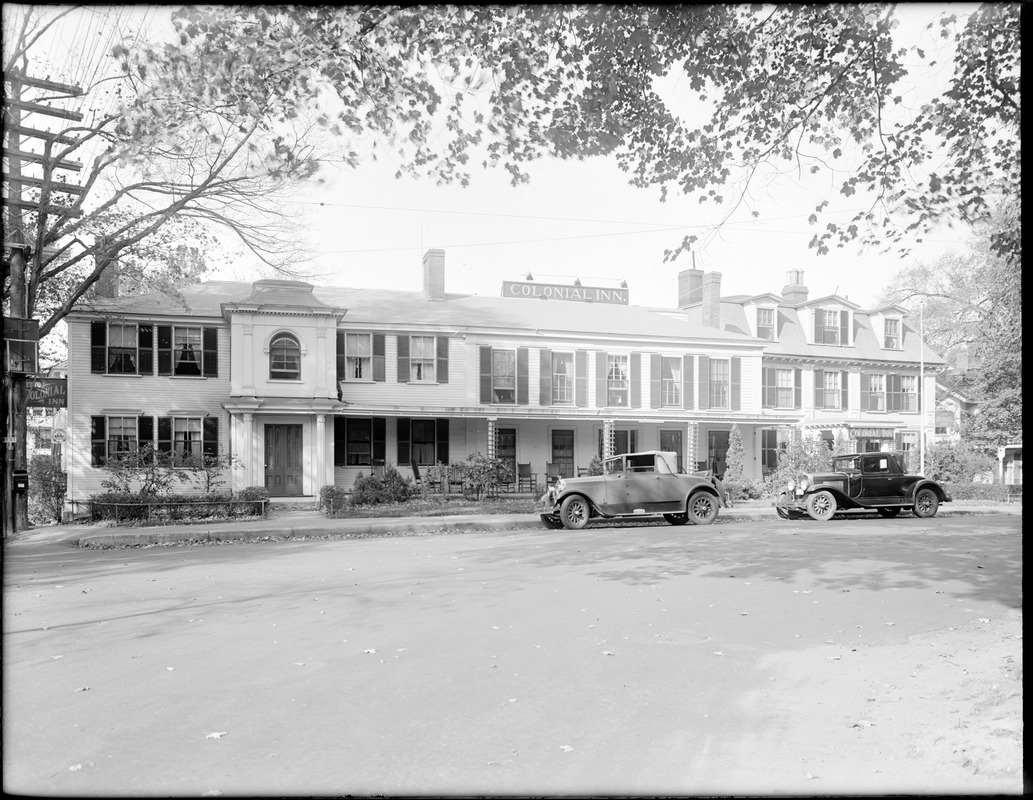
[708,430,730,479]
[496,428,516,486]
[551,429,574,478]
[265,424,303,496]
[659,429,684,472]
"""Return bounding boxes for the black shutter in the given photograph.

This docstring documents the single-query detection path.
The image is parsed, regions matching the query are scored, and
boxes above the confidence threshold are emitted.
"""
[730,357,741,411]
[91,416,106,465]
[840,311,849,346]
[575,350,587,406]
[539,349,553,406]
[202,327,218,377]
[397,334,410,382]
[372,334,385,381]
[372,418,386,463]
[336,332,345,383]
[698,355,709,410]
[794,368,802,409]
[887,374,900,412]
[397,418,411,465]
[436,336,449,383]
[762,367,774,408]
[630,352,641,408]
[138,415,154,453]
[650,354,661,409]
[479,346,492,403]
[841,371,849,411]
[683,355,694,409]
[138,325,153,375]
[157,417,173,454]
[91,321,106,373]
[157,326,173,375]
[596,352,607,407]
[860,372,871,411]
[814,309,823,344]
[333,417,346,467]
[516,347,528,405]
[436,419,449,464]
[814,368,824,408]
[203,417,219,458]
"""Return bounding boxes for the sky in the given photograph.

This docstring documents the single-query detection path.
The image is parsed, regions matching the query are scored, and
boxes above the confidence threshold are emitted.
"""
[10,3,979,313]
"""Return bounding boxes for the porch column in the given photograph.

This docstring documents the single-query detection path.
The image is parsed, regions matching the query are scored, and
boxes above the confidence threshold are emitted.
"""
[241,323,255,396]
[685,420,699,471]
[242,413,254,487]
[602,419,615,459]
[314,414,326,491]
[487,418,497,458]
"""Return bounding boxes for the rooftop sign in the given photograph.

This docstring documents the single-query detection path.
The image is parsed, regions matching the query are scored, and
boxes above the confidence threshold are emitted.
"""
[502,280,628,305]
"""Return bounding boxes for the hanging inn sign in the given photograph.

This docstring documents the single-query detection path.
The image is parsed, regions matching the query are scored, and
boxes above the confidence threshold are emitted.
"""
[26,377,67,408]
[501,280,629,305]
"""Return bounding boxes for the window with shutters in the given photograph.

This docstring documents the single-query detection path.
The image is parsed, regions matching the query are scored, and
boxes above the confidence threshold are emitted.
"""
[552,352,574,404]
[396,418,449,466]
[346,418,373,465]
[868,373,886,411]
[107,416,138,458]
[661,357,681,407]
[775,368,794,408]
[607,355,629,407]
[817,309,841,345]
[91,415,143,465]
[344,333,372,380]
[173,418,202,459]
[156,416,220,465]
[172,326,202,376]
[492,349,516,403]
[269,333,301,380]
[409,335,436,382]
[709,358,730,409]
[899,375,918,411]
[107,324,139,374]
[822,370,841,409]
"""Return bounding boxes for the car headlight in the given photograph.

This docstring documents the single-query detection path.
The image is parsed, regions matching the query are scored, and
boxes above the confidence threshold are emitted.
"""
[786,479,796,491]
[799,478,810,491]
[555,479,566,495]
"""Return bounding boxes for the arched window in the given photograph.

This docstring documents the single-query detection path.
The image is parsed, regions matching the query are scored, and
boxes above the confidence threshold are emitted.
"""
[270,333,301,380]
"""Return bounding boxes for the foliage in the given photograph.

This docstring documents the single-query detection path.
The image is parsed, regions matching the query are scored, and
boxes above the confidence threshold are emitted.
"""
[99,445,189,497]
[924,440,996,485]
[181,449,241,495]
[585,455,604,476]
[351,467,416,505]
[764,434,835,496]
[28,453,66,523]
[319,484,349,513]
[236,486,270,502]
[87,491,264,523]
[722,425,747,502]
[461,452,513,499]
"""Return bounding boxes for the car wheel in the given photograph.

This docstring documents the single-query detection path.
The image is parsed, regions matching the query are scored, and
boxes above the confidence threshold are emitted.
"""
[877,507,901,519]
[776,491,791,520]
[687,491,718,525]
[559,495,591,530]
[805,490,837,522]
[541,514,564,530]
[913,488,940,518]
[663,513,689,526]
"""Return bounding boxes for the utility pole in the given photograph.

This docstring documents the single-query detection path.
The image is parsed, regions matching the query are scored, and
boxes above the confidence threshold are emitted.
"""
[2,70,82,535]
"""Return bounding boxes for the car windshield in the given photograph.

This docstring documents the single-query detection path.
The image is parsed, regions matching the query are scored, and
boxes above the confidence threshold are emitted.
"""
[834,456,861,471]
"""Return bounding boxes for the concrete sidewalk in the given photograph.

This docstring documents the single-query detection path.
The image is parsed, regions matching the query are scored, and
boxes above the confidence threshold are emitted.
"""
[5,502,1020,549]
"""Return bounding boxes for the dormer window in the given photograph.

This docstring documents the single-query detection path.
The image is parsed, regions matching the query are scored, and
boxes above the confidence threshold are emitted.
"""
[814,308,849,346]
[270,333,301,380]
[884,318,901,349]
[757,307,775,340]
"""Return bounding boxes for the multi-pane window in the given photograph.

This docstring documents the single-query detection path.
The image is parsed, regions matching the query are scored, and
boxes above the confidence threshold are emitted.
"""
[661,357,681,407]
[884,318,901,349]
[898,432,918,470]
[108,416,138,458]
[900,375,918,411]
[598,429,638,458]
[107,324,139,373]
[345,333,372,380]
[346,418,373,465]
[173,327,202,376]
[757,307,775,340]
[410,419,437,465]
[409,336,436,382]
[775,368,794,408]
[761,429,790,473]
[817,309,841,345]
[552,352,574,404]
[492,350,516,403]
[868,374,886,411]
[270,334,301,380]
[173,418,202,459]
[607,355,629,407]
[709,359,730,409]
[823,370,842,409]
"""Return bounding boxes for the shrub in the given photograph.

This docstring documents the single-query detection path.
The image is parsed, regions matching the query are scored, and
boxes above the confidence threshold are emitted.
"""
[462,452,513,498]
[100,445,188,496]
[320,484,349,513]
[351,467,415,505]
[585,455,604,476]
[28,453,66,523]
[724,477,765,503]
[236,485,270,516]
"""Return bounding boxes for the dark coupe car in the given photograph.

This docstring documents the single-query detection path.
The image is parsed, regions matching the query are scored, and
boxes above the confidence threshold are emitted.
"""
[540,450,724,530]
[776,451,952,521]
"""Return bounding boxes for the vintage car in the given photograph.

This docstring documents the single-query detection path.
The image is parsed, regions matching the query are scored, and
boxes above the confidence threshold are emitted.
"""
[540,450,723,530]
[776,451,952,521]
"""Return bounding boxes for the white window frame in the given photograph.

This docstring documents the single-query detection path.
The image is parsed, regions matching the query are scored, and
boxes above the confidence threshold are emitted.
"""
[107,323,140,374]
[269,333,301,380]
[709,357,730,409]
[757,307,776,340]
[823,370,842,409]
[607,354,629,407]
[661,356,681,407]
[344,332,373,382]
[901,374,918,412]
[884,317,901,349]
[492,348,516,404]
[869,373,886,411]
[775,368,794,408]
[552,351,574,405]
[409,335,437,383]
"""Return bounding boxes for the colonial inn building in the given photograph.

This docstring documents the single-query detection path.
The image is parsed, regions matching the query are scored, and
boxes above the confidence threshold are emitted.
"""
[63,250,944,507]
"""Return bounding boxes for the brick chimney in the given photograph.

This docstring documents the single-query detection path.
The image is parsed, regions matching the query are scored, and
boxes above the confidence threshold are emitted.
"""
[702,271,722,328]
[678,268,704,308]
[94,257,119,299]
[422,248,445,301]
[781,269,808,306]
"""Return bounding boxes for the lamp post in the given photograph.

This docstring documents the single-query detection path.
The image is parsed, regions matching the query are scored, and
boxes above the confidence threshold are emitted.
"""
[920,298,926,475]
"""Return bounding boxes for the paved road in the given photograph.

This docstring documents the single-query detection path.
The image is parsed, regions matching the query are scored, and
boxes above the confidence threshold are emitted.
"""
[3,513,1023,796]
